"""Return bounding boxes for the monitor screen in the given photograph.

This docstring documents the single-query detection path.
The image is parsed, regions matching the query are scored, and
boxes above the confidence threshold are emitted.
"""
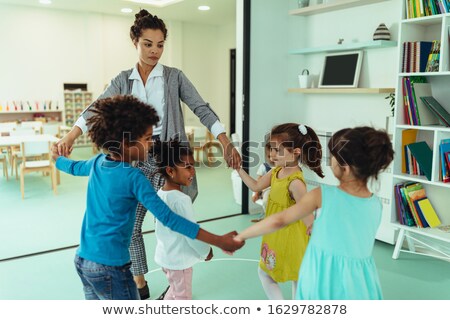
[319,51,363,88]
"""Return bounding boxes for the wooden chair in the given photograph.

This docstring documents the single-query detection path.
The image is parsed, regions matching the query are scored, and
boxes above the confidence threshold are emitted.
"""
[19,141,57,199]
[193,129,222,167]
[10,128,40,178]
[0,153,8,180]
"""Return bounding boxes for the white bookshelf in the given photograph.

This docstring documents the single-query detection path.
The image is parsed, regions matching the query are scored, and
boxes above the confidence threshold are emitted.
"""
[391,8,450,261]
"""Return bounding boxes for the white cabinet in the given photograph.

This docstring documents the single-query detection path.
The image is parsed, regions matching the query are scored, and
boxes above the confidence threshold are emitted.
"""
[64,91,93,147]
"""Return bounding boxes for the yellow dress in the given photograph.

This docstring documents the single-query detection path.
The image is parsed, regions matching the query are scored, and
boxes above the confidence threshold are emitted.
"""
[259,166,309,282]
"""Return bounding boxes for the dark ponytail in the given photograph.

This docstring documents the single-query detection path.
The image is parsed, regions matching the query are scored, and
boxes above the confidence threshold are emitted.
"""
[130,9,168,42]
[271,123,324,178]
[328,127,394,182]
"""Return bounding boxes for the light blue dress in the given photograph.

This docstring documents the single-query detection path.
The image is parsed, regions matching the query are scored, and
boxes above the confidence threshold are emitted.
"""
[296,184,383,300]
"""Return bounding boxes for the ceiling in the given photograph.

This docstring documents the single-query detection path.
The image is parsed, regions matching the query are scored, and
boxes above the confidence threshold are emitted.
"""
[0,0,236,26]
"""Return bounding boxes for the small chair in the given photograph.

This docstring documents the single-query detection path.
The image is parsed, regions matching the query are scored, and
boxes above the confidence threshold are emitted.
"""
[20,141,56,199]
[10,128,40,178]
[192,129,222,166]
[0,153,8,180]
[19,141,57,199]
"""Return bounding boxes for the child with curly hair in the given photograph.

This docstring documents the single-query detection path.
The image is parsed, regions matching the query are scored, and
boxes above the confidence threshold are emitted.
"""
[52,95,243,300]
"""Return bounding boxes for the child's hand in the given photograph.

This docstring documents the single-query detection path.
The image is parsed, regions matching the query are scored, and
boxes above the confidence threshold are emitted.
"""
[222,249,233,256]
[306,224,313,236]
[251,192,261,203]
[51,143,61,161]
[205,248,213,261]
[218,231,245,252]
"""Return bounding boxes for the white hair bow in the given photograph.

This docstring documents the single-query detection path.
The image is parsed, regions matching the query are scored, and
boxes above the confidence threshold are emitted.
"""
[298,124,307,135]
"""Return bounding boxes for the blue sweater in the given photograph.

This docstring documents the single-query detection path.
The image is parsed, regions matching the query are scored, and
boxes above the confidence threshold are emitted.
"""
[56,154,200,266]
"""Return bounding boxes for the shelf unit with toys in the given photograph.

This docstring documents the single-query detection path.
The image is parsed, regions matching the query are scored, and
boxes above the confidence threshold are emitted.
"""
[0,100,63,132]
[391,8,450,261]
[64,91,93,147]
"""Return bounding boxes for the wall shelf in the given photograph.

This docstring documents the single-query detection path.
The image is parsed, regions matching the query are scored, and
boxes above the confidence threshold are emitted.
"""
[289,40,397,55]
[0,110,62,114]
[289,0,389,16]
[288,88,395,94]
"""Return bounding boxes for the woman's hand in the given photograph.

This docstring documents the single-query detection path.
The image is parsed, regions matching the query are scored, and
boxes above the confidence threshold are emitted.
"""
[53,127,82,157]
[218,133,241,169]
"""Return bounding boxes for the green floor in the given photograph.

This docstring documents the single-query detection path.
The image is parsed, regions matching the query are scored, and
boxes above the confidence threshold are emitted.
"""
[0,148,449,300]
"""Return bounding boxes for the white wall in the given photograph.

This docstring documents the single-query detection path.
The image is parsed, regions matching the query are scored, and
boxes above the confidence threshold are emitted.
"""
[0,4,234,133]
[0,5,136,105]
[181,21,236,134]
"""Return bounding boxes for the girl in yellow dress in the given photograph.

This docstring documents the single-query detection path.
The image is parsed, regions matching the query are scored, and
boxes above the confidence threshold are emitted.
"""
[237,123,324,299]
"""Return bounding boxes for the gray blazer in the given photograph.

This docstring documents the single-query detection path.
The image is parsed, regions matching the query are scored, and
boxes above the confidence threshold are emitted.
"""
[80,65,221,200]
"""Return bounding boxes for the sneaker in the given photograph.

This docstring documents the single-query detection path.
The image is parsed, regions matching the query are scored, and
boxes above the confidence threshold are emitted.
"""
[156,286,170,300]
[138,282,150,300]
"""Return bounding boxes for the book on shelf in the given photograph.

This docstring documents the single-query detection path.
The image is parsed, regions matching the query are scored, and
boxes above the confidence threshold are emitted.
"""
[394,181,441,228]
[407,141,433,181]
[401,129,418,173]
[425,40,440,72]
[406,0,449,18]
[401,42,433,72]
[401,79,439,126]
[440,139,450,182]
[420,96,450,127]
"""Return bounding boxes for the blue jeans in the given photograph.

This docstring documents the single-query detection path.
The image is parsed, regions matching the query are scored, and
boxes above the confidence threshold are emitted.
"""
[74,255,139,300]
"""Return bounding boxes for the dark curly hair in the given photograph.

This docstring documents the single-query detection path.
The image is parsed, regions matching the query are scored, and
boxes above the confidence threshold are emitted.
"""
[328,126,394,182]
[152,139,193,178]
[130,9,168,42]
[86,95,159,152]
[271,123,324,178]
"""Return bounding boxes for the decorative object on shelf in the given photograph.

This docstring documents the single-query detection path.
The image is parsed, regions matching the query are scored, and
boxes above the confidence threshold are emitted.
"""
[298,0,310,8]
[298,69,312,88]
[337,38,344,44]
[373,23,390,41]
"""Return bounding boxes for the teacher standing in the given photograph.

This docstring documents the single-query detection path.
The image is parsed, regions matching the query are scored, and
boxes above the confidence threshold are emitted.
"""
[55,9,241,299]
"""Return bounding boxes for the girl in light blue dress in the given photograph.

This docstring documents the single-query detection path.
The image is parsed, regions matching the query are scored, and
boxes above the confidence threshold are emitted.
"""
[236,127,394,300]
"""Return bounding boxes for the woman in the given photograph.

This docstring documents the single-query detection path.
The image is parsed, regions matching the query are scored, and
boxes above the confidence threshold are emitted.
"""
[55,9,241,300]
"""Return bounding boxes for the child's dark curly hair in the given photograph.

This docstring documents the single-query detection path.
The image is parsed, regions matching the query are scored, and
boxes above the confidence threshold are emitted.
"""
[152,139,193,178]
[328,126,394,182]
[130,9,168,42]
[86,95,159,151]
